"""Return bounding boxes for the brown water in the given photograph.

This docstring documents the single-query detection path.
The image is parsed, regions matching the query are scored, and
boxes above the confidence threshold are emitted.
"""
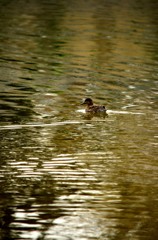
[0,0,158,239]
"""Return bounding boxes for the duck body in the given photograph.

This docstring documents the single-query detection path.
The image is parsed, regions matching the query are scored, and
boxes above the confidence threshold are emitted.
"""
[82,98,107,113]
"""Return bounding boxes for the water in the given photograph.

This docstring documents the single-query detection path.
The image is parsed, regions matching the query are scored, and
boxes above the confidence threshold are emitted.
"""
[0,0,158,239]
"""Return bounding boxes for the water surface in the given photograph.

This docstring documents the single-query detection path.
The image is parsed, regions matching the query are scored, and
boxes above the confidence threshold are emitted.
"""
[0,0,158,239]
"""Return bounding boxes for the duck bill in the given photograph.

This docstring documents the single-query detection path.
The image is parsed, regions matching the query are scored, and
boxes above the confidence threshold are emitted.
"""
[81,101,85,105]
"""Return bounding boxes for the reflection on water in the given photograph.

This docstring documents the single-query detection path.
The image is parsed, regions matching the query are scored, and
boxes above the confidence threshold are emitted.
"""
[0,0,158,239]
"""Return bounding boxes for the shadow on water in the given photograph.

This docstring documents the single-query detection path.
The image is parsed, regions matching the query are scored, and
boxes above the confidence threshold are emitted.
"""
[0,0,158,239]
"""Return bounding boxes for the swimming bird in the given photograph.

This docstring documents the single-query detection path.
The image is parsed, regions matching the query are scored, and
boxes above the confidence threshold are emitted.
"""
[81,98,107,113]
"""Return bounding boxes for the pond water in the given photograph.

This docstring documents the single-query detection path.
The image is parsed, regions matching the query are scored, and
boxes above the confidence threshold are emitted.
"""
[0,0,158,239]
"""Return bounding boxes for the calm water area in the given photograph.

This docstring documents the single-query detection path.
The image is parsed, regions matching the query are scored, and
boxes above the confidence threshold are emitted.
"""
[0,0,158,239]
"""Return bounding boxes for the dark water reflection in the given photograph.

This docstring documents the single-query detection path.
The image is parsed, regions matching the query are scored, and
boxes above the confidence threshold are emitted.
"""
[0,0,158,239]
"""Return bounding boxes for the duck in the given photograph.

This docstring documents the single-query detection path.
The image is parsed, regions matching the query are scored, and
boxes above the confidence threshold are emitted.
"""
[81,98,107,113]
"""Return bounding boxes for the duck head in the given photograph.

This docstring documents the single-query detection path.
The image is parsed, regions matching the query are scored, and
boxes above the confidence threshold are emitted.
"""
[81,98,93,106]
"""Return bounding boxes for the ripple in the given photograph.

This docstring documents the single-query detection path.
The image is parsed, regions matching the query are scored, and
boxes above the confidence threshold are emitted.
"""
[0,121,83,130]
